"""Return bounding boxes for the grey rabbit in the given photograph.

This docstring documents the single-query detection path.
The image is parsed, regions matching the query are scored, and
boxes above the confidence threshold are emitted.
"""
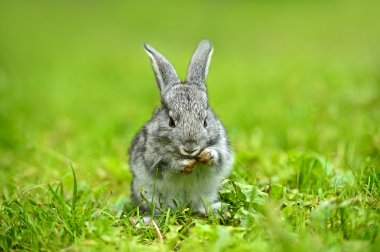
[129,40,233,214]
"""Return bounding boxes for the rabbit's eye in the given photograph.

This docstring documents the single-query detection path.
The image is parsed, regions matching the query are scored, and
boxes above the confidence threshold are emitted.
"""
[203,119,207,128]
[169,117,176,128]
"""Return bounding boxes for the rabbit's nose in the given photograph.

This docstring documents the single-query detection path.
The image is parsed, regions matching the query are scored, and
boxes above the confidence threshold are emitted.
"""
[180,141,200,156]
[183,147,198,155]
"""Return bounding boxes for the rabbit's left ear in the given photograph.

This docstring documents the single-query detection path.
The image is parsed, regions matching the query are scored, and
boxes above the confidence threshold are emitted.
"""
[144,43,180,93]
[186,40,213,87]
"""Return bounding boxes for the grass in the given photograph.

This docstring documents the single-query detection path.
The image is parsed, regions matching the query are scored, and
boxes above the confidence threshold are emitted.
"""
[0,0,379,251]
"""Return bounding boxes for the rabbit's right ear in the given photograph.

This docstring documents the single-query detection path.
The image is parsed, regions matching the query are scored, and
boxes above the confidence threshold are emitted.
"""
[186,40,213,87]
[144,44,180,92]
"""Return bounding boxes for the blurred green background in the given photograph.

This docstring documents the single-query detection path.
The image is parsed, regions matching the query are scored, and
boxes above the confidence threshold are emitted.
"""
[0,0,379,199]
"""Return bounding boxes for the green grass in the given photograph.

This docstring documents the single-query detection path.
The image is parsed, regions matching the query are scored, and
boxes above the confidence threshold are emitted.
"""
[0,0,379,251]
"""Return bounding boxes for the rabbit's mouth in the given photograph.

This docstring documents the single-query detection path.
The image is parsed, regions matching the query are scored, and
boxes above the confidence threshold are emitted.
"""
[178,145,201,158]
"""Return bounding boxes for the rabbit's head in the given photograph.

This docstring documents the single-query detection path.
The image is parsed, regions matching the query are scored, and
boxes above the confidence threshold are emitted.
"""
[144,40,219,158]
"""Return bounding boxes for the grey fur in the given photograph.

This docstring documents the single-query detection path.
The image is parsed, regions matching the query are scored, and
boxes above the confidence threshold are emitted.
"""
[129,40,233,214]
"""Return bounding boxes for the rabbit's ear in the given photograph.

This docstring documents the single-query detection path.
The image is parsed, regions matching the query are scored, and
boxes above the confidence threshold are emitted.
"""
[186,40,213,86]
[144,44,180,92]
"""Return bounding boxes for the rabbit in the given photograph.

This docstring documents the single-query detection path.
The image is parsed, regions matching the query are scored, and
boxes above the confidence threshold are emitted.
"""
[129,40,233,215]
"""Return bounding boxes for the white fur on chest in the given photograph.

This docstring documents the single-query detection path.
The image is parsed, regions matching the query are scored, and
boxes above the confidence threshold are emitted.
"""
[147,166,221,209]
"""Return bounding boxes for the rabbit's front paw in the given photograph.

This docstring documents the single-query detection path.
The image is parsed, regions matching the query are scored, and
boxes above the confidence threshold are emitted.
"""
[180,159,197,176]
[197,148,217,165]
